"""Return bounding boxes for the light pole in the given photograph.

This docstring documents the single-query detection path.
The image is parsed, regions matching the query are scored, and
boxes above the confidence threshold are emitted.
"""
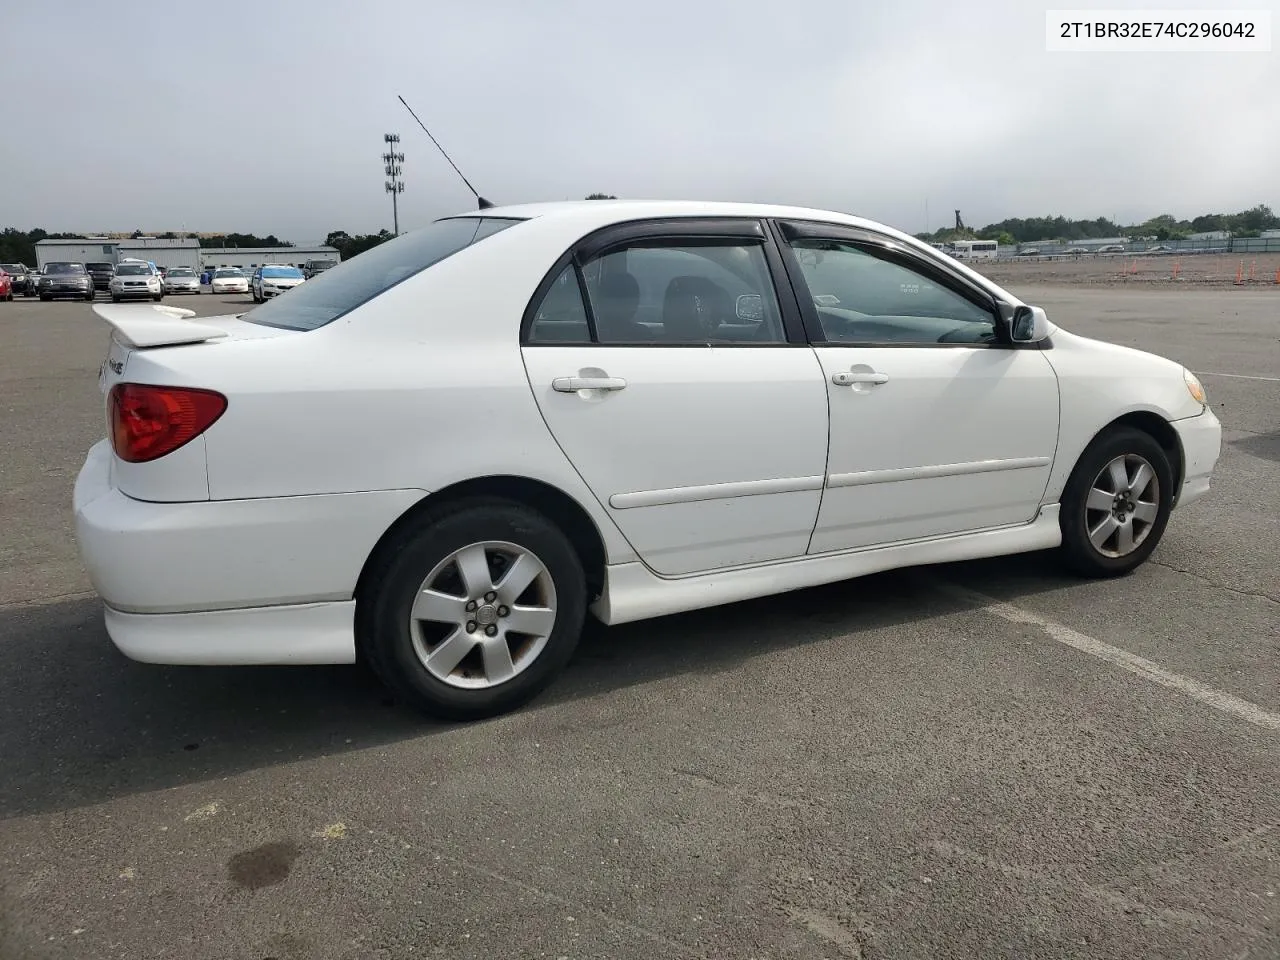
[383,133,405,235]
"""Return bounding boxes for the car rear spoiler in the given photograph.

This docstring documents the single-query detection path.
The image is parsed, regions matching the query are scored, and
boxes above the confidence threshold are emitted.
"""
[92,303,230,349]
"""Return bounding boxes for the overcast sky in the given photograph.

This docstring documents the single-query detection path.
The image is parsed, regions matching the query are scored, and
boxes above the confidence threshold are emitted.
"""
[2,0,1275,241]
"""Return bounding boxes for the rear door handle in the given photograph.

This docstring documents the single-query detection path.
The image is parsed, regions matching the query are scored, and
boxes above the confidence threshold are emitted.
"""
[832,371,889,386]
[552,376,627,392]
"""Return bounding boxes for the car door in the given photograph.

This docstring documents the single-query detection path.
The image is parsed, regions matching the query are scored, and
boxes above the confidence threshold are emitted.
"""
[773,220,1061,554]
[520,218,830,577]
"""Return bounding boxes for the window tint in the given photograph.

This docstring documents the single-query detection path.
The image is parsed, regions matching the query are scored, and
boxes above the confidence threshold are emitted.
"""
[789,240,996,345]
[527,265,591,343]
[243,216,523,332]
[582,242,784,344]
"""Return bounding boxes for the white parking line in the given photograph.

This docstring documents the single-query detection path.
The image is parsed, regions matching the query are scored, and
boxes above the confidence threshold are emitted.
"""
[1197,372,1280,383]
[935,581,1280,732]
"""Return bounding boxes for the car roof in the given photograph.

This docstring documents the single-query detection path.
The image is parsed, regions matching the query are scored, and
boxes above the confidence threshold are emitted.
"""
[461,199,878,228]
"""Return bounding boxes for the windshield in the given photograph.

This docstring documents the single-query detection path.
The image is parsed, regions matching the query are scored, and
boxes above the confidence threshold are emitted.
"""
[244,217,523,332]
[46,263,85,274]
[214,269,242,278]
[262,266,303,279]
[1,264,23,273]
[116,264,152,276]
[168,267,194,277]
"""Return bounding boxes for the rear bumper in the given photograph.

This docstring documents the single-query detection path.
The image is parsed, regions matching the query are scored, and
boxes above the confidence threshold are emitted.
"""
[73,439,427,660]
[1172,406,1222,509]
[104,601,357,665]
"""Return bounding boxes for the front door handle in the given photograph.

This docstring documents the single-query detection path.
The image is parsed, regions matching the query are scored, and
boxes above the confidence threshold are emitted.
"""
[832,371,889,386]
[552,376,627,393]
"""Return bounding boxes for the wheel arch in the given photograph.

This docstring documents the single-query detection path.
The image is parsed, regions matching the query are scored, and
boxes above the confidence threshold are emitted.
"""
[1092,410,1184,493]
[354,475,610,609]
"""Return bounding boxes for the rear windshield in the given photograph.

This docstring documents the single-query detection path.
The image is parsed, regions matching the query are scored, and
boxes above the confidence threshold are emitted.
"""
[244,217,523,332]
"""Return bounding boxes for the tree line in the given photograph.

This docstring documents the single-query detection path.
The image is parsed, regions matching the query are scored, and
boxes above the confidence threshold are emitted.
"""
[917,204,1279,246]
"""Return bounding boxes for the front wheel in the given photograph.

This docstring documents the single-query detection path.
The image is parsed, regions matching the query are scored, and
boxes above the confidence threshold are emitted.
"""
[359,499,587,721]
[1059,426,1174,578]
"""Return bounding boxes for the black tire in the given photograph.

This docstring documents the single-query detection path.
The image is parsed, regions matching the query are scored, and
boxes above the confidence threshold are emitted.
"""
[39,294,49,302]
[111,294,121,303]
[359,498,587,721]
[84,291,94,301]
[1059,426,1174,578]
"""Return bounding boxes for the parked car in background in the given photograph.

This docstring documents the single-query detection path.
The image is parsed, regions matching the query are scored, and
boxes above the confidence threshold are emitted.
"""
[109,262,163,302]
[39,262,95,301]
[1,263,35,296]
[1097,244,1126,254]
[72,200,1223,721]
[162,266,201,295]
[250,264,305,302]
[303,258,337,279]
[210,267,248,295]
[0,269,12,301]
[86,262,116,293]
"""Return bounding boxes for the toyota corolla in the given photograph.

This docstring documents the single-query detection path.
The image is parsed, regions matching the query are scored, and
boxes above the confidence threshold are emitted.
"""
[73,200,1221,721]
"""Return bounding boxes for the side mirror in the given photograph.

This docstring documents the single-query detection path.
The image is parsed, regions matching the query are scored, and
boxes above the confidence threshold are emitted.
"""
[736,293,764,322]
[1010,304,1051,343]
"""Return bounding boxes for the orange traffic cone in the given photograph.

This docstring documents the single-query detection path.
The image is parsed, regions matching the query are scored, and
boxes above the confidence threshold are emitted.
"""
[1235,261,1244,284]
[1250,259,1257,281]
[1172,260,1181,280]
[1274,267,1280,285]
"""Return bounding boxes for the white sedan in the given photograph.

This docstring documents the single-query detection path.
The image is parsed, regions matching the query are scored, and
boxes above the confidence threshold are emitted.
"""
[73,200,1222,721]
[250,264,305,302]
[210,268,248,295]
[162,266,201,295]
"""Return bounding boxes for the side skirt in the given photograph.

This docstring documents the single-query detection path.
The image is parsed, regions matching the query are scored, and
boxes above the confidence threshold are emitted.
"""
[593,504,1062,625]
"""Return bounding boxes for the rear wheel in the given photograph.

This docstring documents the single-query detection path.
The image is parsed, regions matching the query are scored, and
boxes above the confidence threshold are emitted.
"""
[1059,426,1174,578]
[359,498,587,721]
[39,294,49,302]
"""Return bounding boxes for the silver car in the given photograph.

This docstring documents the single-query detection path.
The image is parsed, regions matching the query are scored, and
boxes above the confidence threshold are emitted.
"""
[162,266,201,295]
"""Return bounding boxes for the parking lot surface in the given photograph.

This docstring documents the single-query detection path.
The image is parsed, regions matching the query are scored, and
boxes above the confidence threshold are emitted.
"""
[1,287,1277,959]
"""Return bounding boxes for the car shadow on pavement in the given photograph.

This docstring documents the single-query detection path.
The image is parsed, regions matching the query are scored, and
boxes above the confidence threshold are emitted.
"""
[0,552,1082,820]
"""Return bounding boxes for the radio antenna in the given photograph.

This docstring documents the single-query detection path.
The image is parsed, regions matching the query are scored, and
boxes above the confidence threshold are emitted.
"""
[397,95,494,209]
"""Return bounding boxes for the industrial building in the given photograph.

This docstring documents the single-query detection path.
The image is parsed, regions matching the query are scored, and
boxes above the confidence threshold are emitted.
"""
[33,238,341,274]
[198,246,341,272]
[35,237,202,272]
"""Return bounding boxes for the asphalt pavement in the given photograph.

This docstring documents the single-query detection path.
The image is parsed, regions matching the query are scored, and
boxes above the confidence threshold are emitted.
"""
[0,286,1276,959]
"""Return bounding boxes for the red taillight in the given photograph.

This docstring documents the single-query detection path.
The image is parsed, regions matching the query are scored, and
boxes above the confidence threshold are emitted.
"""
[108,383,227,463]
